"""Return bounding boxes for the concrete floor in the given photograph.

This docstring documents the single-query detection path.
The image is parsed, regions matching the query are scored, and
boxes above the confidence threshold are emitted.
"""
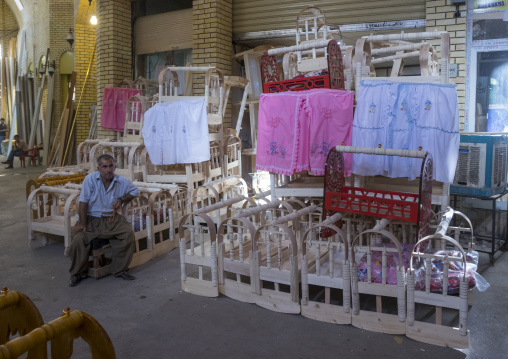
[1,159,507,359]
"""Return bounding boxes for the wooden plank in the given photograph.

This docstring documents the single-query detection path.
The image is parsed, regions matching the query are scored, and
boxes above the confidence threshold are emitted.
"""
[55,71,77,166]
[301,302,351,325]
[219,279,256,303]
[436,306,443,325]
[43,74,55,165]
[88,264,112,279]
[27,76,34,133]
[413,291,462,310]
[182,277,219,297]
[4,58,12,125]
[184,254,213,267]
[308,273,344,289]
[152,238,178,256]
[357,282,402,298]
[297,57,328,73]
[49,109,68,165]
[223,259,251,276]
[259,267,291,285]
[17,75,27,140]
[352,311,406,335]
[129,250,154,268]
[406,321,469,349]
[6,58,16,154]
[255,288,300,314]
[273,187,324,198]
[160,95,205,102]
[0,57,4,119]
[376,295,382,313]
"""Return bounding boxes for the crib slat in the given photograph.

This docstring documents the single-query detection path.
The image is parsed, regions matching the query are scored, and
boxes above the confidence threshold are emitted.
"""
[436,307,443,325]
[443,257,449,296]
[238,228,244,263]
[200,229,205,257]
[381,248,387,285]
[367,250,372,283]
[376,296,382,313]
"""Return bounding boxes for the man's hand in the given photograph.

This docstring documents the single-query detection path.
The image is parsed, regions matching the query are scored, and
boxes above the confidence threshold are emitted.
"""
[113,198,123,210]
[72,223,87,235]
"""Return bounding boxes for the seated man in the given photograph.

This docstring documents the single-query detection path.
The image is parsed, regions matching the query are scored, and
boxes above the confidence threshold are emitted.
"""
[0,118,7,155]
[2,135,29,168]
[68,154,140,286]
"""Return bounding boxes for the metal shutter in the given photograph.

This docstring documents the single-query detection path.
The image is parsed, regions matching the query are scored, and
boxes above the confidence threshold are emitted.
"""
[233,0,425,36]
[134,9,193,55]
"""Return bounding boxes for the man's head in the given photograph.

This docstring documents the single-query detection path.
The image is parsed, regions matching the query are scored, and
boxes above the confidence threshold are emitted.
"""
[0,118,4,123]
[97,154,116,181]
[14,135,20,140]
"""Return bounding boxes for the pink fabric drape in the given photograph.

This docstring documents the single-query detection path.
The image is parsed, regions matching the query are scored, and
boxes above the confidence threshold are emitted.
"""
[256,88,354,176]
[101,87,142,132]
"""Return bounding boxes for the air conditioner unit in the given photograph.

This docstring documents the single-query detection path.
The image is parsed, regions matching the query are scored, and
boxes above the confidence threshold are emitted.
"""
[451,133,508,196]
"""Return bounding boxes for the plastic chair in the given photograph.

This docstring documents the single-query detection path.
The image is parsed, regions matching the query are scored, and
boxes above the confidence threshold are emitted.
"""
[20,147,38,168]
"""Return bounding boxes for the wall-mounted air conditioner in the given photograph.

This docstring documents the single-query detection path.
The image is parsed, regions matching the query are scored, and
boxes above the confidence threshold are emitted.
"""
[451,133,508,196]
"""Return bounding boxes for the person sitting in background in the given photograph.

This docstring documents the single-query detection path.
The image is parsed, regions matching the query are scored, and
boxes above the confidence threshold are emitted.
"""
[0,118,7,155]
[2,135,28,169]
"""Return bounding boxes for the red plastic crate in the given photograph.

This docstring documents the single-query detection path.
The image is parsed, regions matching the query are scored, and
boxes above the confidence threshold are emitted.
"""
[324,186,419,223]
[263,75,330,93]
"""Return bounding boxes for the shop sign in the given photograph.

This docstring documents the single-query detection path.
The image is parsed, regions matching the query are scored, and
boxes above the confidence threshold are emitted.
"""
[474,0,508,11]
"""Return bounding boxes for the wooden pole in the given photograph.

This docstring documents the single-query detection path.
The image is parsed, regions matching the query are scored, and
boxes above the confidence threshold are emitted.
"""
[28,74,45,147]
[54,72,77,167]
[6,57,17,154]
[62,44,96,165]
[43,73,55,165]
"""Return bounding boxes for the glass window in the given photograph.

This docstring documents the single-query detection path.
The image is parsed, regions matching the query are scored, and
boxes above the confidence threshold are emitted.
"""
[476,50,508,132]
[472,11,507,40]
[136,49,193,81]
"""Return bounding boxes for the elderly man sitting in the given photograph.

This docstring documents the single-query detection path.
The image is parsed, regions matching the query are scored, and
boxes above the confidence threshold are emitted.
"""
[2,135,29,168]
[68,154,139,286]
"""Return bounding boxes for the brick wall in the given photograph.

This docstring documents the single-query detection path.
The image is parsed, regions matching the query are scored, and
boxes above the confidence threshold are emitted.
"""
[192,0,233,128]
[0,1,18,58]
[49,0,75,144]
[96,0,132,139]
[0,1,18,121]
[426,0,467,130]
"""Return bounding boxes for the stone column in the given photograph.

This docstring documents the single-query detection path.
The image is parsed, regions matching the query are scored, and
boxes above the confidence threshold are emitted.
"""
[193,0,233,127]
[96,0,132,138]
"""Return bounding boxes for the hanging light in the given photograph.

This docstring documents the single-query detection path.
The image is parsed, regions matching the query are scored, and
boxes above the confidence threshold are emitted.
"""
[66,28,74,49]
[89,0,97,25]
[48,60,55,75]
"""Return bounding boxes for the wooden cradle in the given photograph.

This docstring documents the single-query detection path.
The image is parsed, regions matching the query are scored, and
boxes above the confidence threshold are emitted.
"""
[249,204,320,314]
[217,200,296,303]
[261,5,345,93]
[178,195,249,297]
[406,215,474,348]
[26,174,85,200]
[133,181,187,255]
[323,146,433,334]
[178,176,253,297]
[140,66,227,190]
[27,186,81,254]
[261,40,344,93]
[300,212,351,324]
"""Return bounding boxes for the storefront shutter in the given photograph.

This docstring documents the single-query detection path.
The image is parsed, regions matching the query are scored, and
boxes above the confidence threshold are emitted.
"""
[233,0,425,35]
[134,9,193,55]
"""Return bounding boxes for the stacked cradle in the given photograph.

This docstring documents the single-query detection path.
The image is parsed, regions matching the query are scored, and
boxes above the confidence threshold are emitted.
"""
[140,67,244,190]
[178,146,480,349]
